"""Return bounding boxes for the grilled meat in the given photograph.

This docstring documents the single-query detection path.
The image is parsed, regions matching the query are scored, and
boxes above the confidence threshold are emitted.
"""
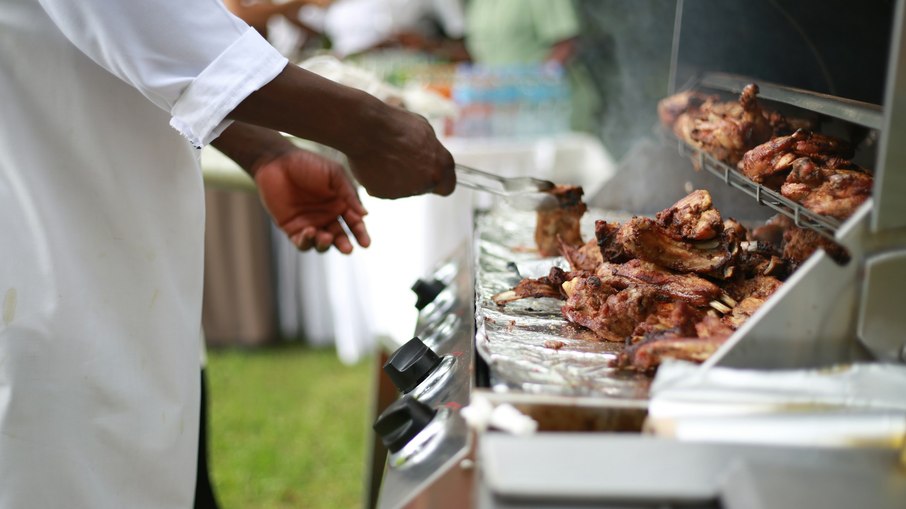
[560,237,604,272]
[594,220,631,263]
[616,334,728,372]
[616,217,734,276]
[684,84,776,165]
[655,189,723,241]
[496,189,800,371]
[780,157,872,220]
[535,185,586,257]
[657,90,717,129]
[738,129,854,189]
[782,225,850,265]
[562,276,657,342]
[491,266,581,305]
[610,259,722,307]
[629,302,706,344]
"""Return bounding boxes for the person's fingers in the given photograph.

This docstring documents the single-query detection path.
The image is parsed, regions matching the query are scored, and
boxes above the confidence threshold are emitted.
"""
[290,226,317,251]
[333,232,353,254]
[314,231,333,253]
[342,210,371,248]
[349,221,371,248]
[432,147,456,196]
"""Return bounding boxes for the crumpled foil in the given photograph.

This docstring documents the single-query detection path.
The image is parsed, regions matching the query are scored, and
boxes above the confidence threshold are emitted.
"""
[474,206,651,399]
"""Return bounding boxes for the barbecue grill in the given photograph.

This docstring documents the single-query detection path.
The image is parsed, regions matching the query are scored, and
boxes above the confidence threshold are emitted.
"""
[368,2,906,507]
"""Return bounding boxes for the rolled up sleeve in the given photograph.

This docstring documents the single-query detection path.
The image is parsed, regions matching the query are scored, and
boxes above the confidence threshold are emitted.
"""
[169,28,287,147]
[37,0,288,147]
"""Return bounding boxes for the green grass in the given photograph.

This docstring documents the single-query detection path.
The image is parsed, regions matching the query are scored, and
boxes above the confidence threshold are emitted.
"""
[205,344,374,509]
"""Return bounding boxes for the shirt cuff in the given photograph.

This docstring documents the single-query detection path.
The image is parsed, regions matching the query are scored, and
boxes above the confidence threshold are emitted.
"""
[170,27,288,148]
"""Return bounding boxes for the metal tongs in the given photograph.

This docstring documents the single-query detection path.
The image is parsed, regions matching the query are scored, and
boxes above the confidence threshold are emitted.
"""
[455,164,559,210]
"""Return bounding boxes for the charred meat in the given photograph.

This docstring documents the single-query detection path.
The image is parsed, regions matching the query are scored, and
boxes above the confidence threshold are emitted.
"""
[535,185,586,257]
[780,157,872,220]
[738,129,854,189]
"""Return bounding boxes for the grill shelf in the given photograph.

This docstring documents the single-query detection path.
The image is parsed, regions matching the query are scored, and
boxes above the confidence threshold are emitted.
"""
[699,72,884,130]
[663,72,884,241]
[669,133,842,240]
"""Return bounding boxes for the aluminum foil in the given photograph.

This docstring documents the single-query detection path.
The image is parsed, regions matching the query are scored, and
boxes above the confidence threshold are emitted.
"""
[474,206,651,399]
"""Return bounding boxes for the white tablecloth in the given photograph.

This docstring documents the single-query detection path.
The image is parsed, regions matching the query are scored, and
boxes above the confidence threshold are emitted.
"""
[201,132,615,363]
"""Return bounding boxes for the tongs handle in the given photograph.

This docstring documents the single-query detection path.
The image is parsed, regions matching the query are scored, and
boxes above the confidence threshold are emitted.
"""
[455,164,555,192]
[454,164,558,210]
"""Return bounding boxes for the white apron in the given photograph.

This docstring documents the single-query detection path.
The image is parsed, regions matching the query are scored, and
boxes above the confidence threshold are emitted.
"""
[0,1,286,507]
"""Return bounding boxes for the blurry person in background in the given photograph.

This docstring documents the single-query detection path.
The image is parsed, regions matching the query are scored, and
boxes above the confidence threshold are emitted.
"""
[0,2,454,509]
[322,0,469,61]
[224,0,333,59]
[464,0,600,132]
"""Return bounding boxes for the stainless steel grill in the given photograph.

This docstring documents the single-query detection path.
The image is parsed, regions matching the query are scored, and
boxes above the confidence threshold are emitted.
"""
[368,1,906,507]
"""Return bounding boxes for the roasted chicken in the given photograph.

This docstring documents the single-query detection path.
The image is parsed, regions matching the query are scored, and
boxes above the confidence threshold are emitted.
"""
[535,185,586,257]
[662,84,777,166]
[493,190,788,372]
[738,129,855,189]
[780,157,872,220]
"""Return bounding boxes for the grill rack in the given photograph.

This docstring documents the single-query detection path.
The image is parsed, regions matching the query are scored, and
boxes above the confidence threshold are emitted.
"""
[670,134,842,240]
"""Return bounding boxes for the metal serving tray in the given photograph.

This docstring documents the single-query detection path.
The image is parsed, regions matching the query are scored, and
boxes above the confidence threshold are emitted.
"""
[473,206,652,404]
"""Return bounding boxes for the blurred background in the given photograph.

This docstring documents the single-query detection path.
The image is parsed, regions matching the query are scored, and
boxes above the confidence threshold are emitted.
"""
[202,1,676,507]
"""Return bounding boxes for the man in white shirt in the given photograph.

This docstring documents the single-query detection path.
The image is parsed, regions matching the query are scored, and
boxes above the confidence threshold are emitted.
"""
[0,1,454,508]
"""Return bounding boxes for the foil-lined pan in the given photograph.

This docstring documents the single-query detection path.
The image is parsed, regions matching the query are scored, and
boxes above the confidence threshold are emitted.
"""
[474,206,652,400]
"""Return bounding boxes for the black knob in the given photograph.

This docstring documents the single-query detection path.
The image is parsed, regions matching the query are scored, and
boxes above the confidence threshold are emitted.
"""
[384,337,442,393]
[373,395,437,453]
[411,278,445,310]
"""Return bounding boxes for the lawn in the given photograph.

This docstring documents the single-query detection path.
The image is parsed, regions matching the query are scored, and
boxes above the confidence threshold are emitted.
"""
[205,344,374,509]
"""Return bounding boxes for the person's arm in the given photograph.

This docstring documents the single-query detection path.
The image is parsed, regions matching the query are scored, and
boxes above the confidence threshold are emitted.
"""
[546,36,578,67]
[37,0,454,200]
[212,122,370,253]
[228,64,456,199]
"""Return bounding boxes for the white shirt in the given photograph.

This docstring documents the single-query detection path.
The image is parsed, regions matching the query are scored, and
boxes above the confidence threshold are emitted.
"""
[0,1,286,507]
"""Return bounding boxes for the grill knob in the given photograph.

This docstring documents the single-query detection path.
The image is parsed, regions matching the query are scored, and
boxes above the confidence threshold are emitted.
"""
[384,337,442,393]
[373,395,436,453]
[411,278,446,310]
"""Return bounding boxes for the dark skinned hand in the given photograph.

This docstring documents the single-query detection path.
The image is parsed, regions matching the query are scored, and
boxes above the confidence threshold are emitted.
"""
[254,148,370,254]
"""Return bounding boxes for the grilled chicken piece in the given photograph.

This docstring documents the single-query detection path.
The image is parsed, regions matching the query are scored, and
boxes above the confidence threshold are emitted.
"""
[561,276,657,342]
[738,129,854,189]
[491,266,581,305]
[655,189,723,241]
[595,220,631,263]
[695,313,735,339]
[616,334,728,372]
[782,225,850,265]
[535,185,586,257]
[629,302,705,344]
[780,157,872,220]
[657,90,717,129]
[559,237,603,272]
[686,84,775,165]
[616,217,734,276]
[610,259,722,307]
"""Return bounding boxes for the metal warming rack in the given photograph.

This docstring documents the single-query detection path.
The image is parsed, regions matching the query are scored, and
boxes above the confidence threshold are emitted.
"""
[668,71,885,241]
[663,66,906,370]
